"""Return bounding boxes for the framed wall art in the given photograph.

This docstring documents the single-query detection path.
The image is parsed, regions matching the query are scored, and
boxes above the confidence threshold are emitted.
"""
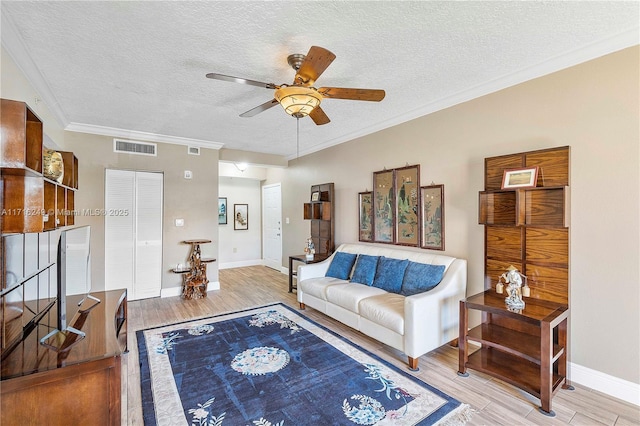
[234,204,248,230]
[358,191,373,242]
[394,164,420,246]
[501,166,539,190]
[372,169,395,243]
[420,184,444,250]
[218,197,227,225]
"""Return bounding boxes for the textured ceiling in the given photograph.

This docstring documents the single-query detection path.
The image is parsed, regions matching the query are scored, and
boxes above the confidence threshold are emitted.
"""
[1,1,638,159]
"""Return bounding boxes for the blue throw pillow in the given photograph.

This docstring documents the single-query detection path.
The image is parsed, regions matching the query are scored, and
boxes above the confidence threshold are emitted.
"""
[325,252,357,280]
[372,257,409,293]
[350,255,379,285]
[401,262,446,296]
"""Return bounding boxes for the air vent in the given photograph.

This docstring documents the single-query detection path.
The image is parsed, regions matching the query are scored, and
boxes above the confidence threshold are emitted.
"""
[113,139,157,156]
[188,146,200,155]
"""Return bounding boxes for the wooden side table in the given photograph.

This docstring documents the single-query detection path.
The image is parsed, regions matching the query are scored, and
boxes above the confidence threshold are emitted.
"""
[288,253,330,292]
[458,290,572,416]
[175,240,216,299]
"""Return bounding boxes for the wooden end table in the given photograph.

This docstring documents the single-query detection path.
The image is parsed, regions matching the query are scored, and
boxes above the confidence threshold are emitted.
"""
[288,253,330,292]
[175,240,216,299]
[458,290,572,416]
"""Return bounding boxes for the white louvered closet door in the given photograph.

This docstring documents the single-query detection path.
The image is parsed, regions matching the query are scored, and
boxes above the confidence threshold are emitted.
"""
[133,172,163,299]
[105,169,163,300]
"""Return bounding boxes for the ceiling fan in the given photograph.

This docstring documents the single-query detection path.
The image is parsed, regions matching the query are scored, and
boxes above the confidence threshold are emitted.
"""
[206,46,385,125]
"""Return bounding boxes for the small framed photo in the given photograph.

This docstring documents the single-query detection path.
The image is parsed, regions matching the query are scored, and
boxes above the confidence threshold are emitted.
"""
[234,204,248,230]
[501,166,539,190]
[311,191,320,202]
[218,197,227,225]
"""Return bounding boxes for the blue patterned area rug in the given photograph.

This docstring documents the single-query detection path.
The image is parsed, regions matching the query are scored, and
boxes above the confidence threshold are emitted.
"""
[137,303,472,426]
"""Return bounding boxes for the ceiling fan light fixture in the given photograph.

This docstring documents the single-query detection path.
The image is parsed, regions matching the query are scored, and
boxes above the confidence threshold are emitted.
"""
[274,86,322,118]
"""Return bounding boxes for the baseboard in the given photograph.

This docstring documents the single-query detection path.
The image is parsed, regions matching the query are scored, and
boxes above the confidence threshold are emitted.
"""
[219,259,264,269]
[160,281,220,298]
[570,362,640,406]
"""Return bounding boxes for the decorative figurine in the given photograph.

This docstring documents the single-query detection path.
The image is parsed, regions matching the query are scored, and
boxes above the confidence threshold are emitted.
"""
[500,265,526,310]
[304,237,315,260]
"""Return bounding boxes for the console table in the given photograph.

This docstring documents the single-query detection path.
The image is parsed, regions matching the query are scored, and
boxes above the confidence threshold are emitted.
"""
[288,253,330,292]
[1,289,127,425]
[458,290,571,416]
[176,239,216,299]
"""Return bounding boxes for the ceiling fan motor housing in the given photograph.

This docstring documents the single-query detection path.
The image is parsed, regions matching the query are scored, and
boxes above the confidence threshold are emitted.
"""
[287,54,306,71]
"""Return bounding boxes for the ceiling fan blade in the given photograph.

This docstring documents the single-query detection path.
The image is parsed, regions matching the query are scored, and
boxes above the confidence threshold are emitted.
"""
[309,106,330,125]
[239,99,280,117]
[294,46,336,86]
[206,73,277,89]
[318,87,385,102]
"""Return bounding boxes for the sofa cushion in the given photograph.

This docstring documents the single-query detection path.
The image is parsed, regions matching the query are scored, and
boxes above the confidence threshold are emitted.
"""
[325,252,357,280]
[325,283,387,313]
[372,257,409,293]
[401,262,446,296]
[350,254,379,285]
[359,293,405,335]
[299,277,346,300]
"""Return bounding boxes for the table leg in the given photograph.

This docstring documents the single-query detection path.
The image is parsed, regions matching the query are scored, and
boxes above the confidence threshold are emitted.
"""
[288,257,294,292]
[539,321,554,416]
[457,300,469,377]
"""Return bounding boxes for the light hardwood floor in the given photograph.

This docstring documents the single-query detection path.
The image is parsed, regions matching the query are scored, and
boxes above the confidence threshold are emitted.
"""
[123,266,639,425]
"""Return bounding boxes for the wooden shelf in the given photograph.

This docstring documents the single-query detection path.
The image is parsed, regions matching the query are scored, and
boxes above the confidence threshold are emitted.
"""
[303,201,331,220]
[303,183,335,255]
[466,347,564,399]
[479,186,568,228]
[0,99,43,174]
[467,323,563,365]
[459,291,571,415]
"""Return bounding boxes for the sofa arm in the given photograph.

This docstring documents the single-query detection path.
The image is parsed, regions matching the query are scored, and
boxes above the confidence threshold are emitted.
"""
[297,257,332,282]
[403,259,467,358]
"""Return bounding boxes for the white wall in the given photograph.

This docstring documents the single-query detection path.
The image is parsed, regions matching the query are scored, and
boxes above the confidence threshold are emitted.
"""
[218,176,262,268]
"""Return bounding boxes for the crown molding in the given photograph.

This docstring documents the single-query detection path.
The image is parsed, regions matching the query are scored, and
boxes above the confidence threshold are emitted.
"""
[289,27,639,160]
[65,122,224,150]
[1,11,69,128]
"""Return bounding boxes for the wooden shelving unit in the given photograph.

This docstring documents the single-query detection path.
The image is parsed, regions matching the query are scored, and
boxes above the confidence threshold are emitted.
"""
[1,99,77,234]
[460,146,571,416]
[459,290,570,416]
[303,183,335,255]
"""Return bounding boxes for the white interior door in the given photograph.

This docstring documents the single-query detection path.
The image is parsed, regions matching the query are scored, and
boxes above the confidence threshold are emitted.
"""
[105,169,162,300]
[262,183,282,271]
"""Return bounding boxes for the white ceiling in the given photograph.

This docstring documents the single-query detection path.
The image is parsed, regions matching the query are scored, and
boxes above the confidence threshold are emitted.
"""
[2,1,638,159]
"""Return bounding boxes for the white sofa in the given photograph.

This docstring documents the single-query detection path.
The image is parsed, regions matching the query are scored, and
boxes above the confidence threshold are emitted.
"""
[297,243,467,370]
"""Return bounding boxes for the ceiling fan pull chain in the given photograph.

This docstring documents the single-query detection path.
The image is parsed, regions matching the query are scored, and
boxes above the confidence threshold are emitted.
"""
[296,116,300,159]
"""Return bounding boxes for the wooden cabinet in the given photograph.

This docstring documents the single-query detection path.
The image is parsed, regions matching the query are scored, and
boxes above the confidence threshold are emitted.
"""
[303,183,335,255]
[1,290,127,426]
[461,146,572,416]
[458,290,571,416]
[1,99,78,234]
